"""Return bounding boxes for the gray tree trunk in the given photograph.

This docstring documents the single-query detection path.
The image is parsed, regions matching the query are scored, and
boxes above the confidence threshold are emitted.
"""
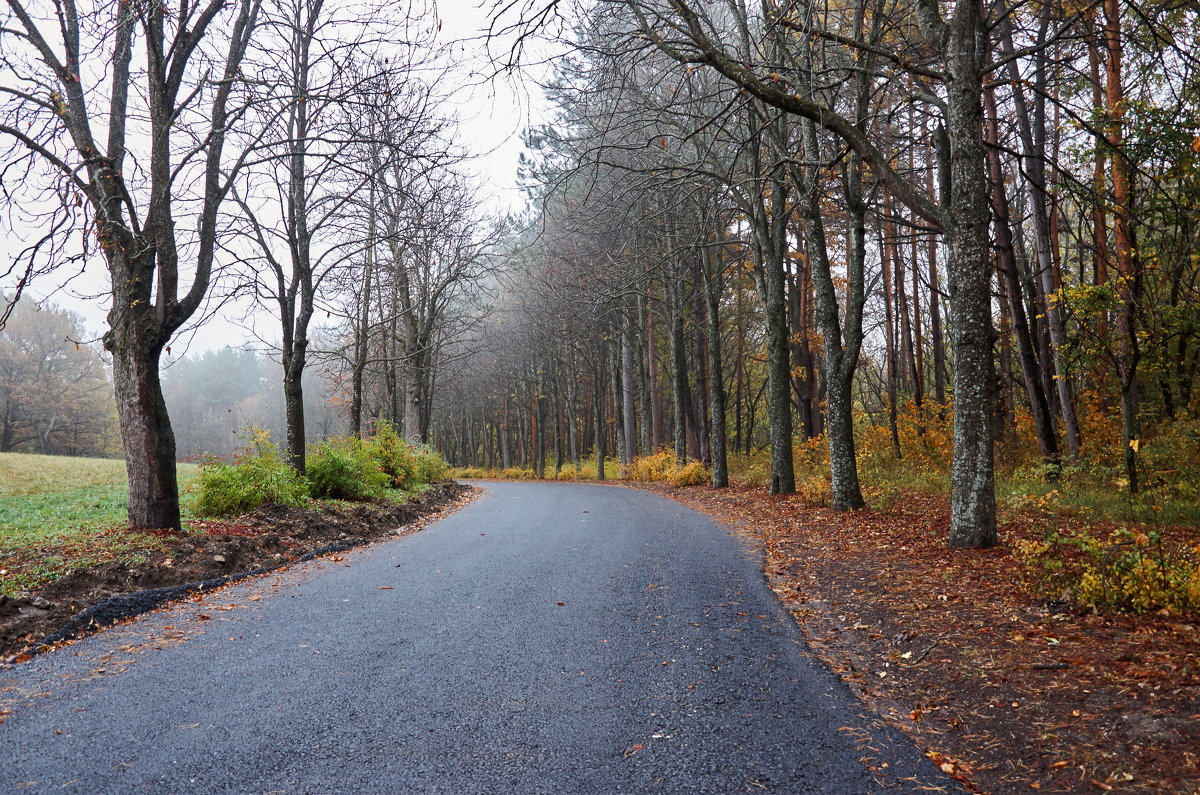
[941,0,997,548]
[800,116,866,511]
[621,306,638,463]
[701,246,729,487]
[669,275,688,464]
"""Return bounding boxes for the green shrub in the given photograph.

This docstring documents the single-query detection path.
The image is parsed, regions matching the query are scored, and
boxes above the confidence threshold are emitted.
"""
[363,420,417,488]
[306,438,389,500]
[194,428,309,517]
[411,444,450,483]
[1076,531,1200,613]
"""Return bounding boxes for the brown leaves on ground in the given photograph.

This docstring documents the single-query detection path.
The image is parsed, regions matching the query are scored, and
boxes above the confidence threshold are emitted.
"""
[643,482,1200,794]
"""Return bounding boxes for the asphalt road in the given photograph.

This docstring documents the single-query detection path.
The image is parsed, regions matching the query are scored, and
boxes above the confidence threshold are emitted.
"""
[1,481,947,793]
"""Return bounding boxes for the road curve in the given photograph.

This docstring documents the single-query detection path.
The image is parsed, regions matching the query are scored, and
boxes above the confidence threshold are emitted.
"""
[1,481,947,793]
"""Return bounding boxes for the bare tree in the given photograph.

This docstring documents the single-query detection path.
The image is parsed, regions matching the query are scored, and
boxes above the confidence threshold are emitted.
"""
[228,1,435,471]
[1,0,263,529]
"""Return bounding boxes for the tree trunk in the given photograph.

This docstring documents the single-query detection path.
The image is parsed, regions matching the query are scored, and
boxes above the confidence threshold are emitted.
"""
[880,207,903,459]
[760,180,795,495]
[943,0,997,548]
[702,245,729,487]
[636,293,652,456]
[609,342,625,472]
[565,349,581,473]
[500,390,512,469]
[621,306,638,463]
[594,364,607,480]
[1104,0,1142,491]
[669,275,689,465]
[787,238,818,440]
[646,292,666,450]
[802,117,866,511]
[283,356,306,471]
[927,160,947,413]
[404,349,423,446]
[107,329,181,531]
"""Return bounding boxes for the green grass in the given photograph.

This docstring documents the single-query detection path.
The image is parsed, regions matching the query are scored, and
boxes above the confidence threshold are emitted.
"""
[0,452,129,497]
[0,452,200,596]
[0,450,440,597]
[0,452,200,541]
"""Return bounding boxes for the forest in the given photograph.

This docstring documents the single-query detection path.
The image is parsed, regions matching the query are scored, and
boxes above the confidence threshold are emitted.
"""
[431,0,1200,551]
[1,0,1198,552]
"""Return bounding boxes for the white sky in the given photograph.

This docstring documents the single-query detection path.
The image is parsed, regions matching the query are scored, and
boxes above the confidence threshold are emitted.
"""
[4,0,554,355]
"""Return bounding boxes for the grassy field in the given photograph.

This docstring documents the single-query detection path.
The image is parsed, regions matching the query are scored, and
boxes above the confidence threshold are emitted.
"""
[0,452,200,596]
[0,451,432,597]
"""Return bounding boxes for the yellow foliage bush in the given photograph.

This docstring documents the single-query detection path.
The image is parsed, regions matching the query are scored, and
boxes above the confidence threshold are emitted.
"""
[1077,549,1200,613]
[670,460,711,487]
[1015,524,1200,615]
[626,451,676,482]
[728,449,772,486]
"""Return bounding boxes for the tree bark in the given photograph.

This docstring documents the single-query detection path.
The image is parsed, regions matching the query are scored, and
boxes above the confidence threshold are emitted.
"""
[621,304,638,463]
[107,307,180,531]
[669,273,689,465]
[701,244,729,487]
[801,117,866,511]
[942,0,997,547]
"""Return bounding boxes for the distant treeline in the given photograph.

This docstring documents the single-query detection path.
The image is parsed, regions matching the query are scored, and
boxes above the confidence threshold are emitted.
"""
[0,298,346,462]
[163,348,346,461]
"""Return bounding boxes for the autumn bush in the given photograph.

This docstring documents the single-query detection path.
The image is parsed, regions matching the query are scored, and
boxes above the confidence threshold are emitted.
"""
[1012,523,1200,615]
[729,448,772,487]
[1075,530,1200,613]
[669,460,711,487]
[626,451,677,481]
[194,428,309,517]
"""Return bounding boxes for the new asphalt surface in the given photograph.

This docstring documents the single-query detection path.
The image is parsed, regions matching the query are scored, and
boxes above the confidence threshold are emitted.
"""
[1,481,948,793]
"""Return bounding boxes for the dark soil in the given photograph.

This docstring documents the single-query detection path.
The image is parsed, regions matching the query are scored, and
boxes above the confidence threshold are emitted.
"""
[0,481,475,661]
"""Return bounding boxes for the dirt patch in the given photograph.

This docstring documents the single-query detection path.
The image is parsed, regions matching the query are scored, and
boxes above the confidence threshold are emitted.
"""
[1,482,476,661]
[636,482,1200,794]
